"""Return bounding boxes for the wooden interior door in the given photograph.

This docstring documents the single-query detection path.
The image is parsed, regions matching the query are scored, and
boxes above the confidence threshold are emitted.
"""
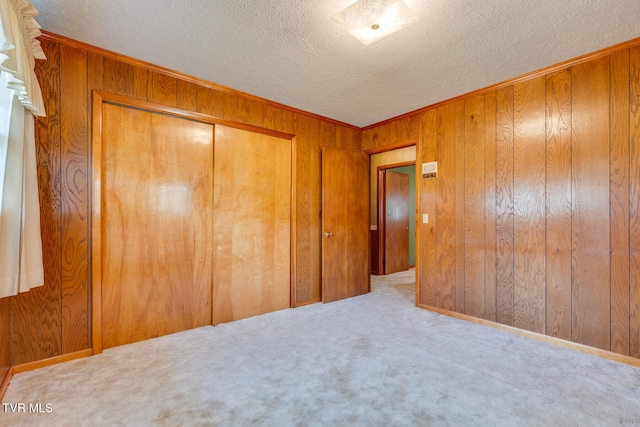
[384,170,410,274]
[100,104,214,349]
[212,126,291,324]
[321,147,370,303]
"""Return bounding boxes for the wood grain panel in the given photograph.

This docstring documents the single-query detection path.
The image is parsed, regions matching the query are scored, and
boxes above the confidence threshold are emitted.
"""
[309,119,322,303]
[210,125,235,321]
[629,47,640,357]
[420,111,437,306]
[545,69,572,340]
[0,298,9,379]
[133,66,148,101]
[320,121,337,148]
[60,45,90,354]
[176,80,198,111]
[88,52,104,93]
[454,100,466,312]
[610,49,630,355]
[397,115,420,142]
[263,105,294,133]
[360,128,375,151]
[484,91,497,322]
[513,76,546,334]
[87,55,104,349]
[495,86,515,326]
[352,128,362,152]
[101,105,214,347]
[571,56,611,350]
[223,92,239,121]
[293,114,312,303]
[11,38,63,365]
[196,86,225,117]
[464,95,486,318]
[435,104,456,310]
[238,97,264,126]
[212,126,291,323]
[103,58,134,96]
[148,71,177,107]
[338,125,358,151]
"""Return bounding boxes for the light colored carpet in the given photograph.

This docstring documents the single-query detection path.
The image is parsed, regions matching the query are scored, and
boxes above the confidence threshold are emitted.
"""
[3,269,640,426]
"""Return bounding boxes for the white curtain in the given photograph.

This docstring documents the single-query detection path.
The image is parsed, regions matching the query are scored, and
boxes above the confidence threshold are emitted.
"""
[0,0,46,299]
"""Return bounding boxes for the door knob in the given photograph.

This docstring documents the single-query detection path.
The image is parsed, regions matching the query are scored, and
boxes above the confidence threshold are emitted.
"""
[322,231,333,237]
[405,226,409,231]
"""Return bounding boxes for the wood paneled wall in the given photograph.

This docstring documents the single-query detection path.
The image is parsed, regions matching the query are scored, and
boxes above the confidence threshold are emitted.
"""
[0,298,9,381]
[362,43,640,357]
[0,33,360,367]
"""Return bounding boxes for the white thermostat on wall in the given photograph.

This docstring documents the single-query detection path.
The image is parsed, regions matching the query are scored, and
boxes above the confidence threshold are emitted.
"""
[422,161,437,179]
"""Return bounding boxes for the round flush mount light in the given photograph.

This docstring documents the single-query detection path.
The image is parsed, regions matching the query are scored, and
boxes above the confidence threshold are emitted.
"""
[371,24,380,30]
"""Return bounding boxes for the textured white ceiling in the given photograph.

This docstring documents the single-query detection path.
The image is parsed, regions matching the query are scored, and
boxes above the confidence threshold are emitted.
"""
[30,0,640,127]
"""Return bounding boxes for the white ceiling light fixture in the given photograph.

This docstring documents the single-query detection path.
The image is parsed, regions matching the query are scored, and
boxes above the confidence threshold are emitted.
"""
[331,0,419,46]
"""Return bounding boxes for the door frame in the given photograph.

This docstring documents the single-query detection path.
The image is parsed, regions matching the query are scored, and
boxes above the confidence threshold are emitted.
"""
[376,162,415,274]
[364,138,421,296]
[91,90,296,354]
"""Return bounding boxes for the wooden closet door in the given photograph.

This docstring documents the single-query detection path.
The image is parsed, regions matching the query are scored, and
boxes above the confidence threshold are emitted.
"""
[100,104,214,349]
[321,147,370,303]
[212,126,291,324]
[384,170,410,274]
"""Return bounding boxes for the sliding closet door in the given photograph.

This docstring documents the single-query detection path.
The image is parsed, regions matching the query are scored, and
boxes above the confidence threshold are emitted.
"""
[212,126,291,324]
[100,103,214,349]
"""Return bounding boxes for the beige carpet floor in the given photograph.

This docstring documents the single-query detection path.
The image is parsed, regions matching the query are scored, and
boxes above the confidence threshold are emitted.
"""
[3,269,640,426]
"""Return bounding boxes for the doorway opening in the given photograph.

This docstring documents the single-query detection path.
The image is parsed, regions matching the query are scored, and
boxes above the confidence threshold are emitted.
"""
[367,143,418,277]
[376,163,416,274]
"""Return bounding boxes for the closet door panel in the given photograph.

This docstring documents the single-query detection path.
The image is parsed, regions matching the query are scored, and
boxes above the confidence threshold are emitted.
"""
[101,104,213,349]
[212,126,291,324]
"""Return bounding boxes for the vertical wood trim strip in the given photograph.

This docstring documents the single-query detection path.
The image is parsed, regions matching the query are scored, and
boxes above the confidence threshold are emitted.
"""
[60,45,90,354]
[454,100,466,312]
[629,47,640,357]
[415,138,422,305]
[571,56,612,350]
[308,119,321,302]
[435,104,456,311]
[495,86,515,326]
[91,92,104,354]
[484,91,498,322]
[87,52,104,350]
[420,111,437,306]
[610,49,631,355]
[513,76,546,334]
[464,95,486,318]
[295,115,311,302]
[290,137,298,307]
[545,69,573,340]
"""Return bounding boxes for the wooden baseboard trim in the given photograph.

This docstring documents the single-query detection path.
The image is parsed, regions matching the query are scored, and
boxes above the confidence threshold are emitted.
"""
[294,298,321,307]
[417,303,640,368]
[0,349,94,401]
[11,349,94,375]
[0,368,12,401]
